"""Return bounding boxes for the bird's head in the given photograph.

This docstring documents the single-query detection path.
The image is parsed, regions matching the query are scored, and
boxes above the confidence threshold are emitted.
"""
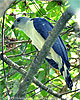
[11,17,30,29]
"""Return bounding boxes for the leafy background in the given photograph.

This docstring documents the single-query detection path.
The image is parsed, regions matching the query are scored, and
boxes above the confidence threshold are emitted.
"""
[0,0,80,100]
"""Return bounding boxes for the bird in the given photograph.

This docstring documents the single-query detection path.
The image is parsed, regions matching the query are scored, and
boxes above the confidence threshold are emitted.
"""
[11,17,73,90]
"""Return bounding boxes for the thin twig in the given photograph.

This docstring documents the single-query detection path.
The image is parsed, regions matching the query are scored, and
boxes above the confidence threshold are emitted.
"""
[2,11,10,100]
[0,44,22,55]
[70,91,80,100]
[9,0,23,9]
[7,50,37,58]
[0,40,32,44]
[61,89,80,96]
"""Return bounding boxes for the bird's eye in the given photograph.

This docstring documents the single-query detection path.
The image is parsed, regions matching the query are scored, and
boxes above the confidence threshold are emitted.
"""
[17,19,20,22]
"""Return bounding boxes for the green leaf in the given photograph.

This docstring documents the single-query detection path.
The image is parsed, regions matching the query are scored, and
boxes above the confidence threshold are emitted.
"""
[41,90,48,97]
[38,70,45,81]
[46,1,57,11]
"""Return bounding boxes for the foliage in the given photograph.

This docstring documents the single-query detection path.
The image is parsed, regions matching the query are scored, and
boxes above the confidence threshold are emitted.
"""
[0,0,80,100]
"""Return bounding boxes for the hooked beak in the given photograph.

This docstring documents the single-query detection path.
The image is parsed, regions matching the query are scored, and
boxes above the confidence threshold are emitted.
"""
[11,24,15,29]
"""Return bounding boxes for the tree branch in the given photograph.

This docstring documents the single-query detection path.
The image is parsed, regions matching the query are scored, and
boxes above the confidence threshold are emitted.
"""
[13,7,74,99]
[33,78,66,100]
[1,55,67,100]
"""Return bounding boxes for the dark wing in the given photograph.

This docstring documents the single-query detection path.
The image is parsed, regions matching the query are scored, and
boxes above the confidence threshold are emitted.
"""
[32,17,70,69]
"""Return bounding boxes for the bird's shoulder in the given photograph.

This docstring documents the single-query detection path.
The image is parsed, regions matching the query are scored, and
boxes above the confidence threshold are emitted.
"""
[31,17,54,28]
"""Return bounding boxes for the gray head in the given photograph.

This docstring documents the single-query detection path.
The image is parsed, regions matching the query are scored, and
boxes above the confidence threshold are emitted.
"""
[11,17,30,29]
